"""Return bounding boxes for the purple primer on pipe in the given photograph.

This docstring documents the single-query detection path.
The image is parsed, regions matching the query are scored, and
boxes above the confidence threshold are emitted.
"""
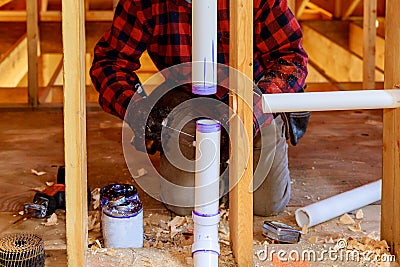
[193,210,220,218]
[196,119,221,133]
[192,84,217,95]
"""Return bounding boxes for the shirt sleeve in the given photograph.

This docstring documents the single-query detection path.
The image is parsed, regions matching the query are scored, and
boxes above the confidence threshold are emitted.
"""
[253,0,308,131]
[90,0,151,120]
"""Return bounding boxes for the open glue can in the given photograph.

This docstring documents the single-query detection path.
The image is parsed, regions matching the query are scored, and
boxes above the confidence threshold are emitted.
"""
[100,184,143,248]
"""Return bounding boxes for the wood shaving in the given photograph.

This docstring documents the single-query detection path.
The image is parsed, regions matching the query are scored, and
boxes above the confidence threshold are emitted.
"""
[367,231,379,240]
[185,257,193,265]
[168,216,186,238]
[18,210,24,216]
[219,220,230,245]
[348,221,362,232]
[301,224,309,234]
[31,186,46,192]
[46,181,54,186]
[309,236,320,244]
[355,209,364,220]
[31,169,46,176]
[88,211,101,232]
[95,239,102,249]
[325,236,335,244]
[42,213,58,226]
[343,237,391,259]
[219,239,230,245]
[339,213,355,225]
[91,188,101,210]
[132,168,148,179]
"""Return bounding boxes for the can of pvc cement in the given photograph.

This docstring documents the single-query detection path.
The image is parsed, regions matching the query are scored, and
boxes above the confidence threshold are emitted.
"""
[100,184,143,248]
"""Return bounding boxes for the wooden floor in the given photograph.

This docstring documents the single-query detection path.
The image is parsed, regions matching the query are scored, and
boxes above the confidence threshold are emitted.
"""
[0,108,384,265]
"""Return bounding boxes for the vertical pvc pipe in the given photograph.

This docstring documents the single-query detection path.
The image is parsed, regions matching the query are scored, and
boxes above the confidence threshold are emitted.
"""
[192,119,221,267]
[192,0,217,95]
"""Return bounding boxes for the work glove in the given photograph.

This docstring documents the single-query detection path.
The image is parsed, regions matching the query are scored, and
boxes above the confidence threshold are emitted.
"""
[126,96,171,154]
[280,86,311,146]
[281,111,311,146]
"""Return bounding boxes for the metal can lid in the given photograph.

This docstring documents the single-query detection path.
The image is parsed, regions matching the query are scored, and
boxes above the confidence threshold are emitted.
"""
[100,184,139,207]
[103,200,143,218]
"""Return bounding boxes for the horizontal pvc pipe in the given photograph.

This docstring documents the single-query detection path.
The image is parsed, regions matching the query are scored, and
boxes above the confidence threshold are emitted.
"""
[262,89,400,113]
[295,180,381,228]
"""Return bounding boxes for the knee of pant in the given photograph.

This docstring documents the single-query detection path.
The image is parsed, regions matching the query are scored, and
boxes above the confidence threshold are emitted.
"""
[253,194,290,216]
[253,180,291,216]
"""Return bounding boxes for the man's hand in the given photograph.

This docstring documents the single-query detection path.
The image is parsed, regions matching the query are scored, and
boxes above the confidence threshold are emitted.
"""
[126,98,171,154]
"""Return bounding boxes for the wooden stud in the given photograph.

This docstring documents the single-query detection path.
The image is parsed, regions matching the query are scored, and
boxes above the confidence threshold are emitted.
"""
[40,0,48,13]
[229,0,253,265]
[0,0,12,8]
[349,22,385,72]
[61,0,88,265]
[333,0,342,19]
[0,10,113,22]
[287,0,295,14]
[26,0,39,107]
[363,0,376,90]
[295,0,310,19]
[382,0,400,261]
[342,0,361,20]
[0,35,28,87]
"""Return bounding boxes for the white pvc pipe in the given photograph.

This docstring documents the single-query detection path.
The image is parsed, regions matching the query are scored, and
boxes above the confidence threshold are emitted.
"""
[295,180,381,228]
[262,89,400,113]
[192,119,221,267]
[192,0,217,95]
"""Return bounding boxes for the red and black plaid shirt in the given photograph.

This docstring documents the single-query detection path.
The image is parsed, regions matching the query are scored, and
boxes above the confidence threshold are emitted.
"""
[90,0,308,129]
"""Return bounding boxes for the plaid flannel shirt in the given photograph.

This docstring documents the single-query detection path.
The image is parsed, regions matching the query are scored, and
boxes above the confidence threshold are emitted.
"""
[90,0,308,131]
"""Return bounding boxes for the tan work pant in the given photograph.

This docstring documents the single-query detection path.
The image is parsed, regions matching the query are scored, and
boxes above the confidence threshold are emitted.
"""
[159,116,290,216]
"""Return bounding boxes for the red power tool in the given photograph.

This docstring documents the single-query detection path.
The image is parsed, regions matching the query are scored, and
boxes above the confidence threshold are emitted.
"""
[23,166,91,218]
[24,183,65,218]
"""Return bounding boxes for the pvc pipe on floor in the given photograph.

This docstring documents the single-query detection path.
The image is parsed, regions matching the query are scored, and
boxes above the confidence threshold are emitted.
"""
[295,180,381,228]
[262,89,400,113]
[192,0,217,95]
[192,119,221,267]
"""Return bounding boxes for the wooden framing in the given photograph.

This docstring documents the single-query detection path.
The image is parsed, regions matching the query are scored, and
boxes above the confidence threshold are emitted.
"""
[295,0,310,19]
[61,0,88,265]
[0,10,113,22]
[26,0,39,107]
[349,22,385,72]
[287,0,296,13]
[342,0,361,20]
[229,0,253,265]
[362,0,376,90]
[0,0,12,8]
[301,23,384,83]
[382,0,400,260]
[0,0,114,22]
[0,35,28,87]
[333,0,342,19]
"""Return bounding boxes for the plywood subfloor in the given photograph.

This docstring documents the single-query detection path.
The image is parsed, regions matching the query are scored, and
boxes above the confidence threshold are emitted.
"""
[0,206,384,266]
[0,109,383,212]
[0,109,385,266]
